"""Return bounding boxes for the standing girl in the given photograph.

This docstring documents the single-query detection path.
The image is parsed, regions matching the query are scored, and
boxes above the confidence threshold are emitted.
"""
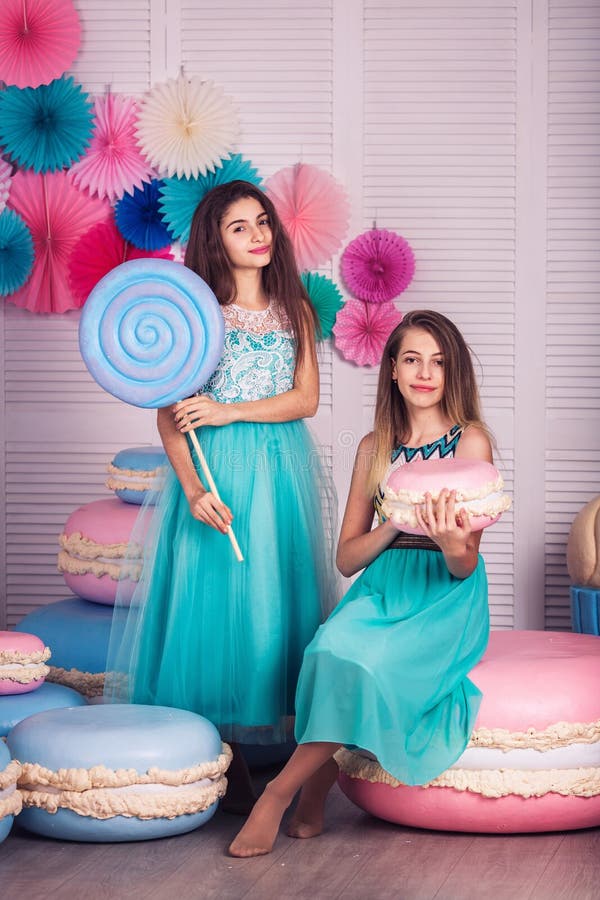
[105,181,337,810]
[230,309,493,855]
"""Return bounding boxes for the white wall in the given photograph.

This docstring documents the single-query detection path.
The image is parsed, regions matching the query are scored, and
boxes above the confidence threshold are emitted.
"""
[1,0,599,630]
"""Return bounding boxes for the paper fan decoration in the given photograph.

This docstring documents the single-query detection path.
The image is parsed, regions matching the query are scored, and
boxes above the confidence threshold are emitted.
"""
[136,74,240,179]
[0,209,34,296]
[0,0,81,89]
[69,93,154,202]
[0,159,13,214]
[301,271,345,340]
[69,220,175,305]
[114,179,174,251]
[0,76,93,173]
[265,163,350,271]
[333,298,402,367]
[159,154,262,244]
[341,228,415,303]
[7,170,110,313]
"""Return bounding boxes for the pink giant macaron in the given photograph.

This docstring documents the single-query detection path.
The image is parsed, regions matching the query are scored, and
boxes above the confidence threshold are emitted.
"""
[58,498,148,606]
[0,631,50,696]
[381,457,511,535]
[337,630,600,833]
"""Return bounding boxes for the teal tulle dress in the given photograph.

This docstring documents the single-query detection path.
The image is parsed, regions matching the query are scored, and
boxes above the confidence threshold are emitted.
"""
[294,426,490,785]
[105,301,337,745]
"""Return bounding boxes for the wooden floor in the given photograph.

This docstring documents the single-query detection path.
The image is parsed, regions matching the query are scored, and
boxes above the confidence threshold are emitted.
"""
[1,774,599,900]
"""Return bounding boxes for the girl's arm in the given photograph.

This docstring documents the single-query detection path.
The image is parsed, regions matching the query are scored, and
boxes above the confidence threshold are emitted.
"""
[173,317,319,431]
[415,425,493,579]
[157,406,233,533]
[336,433,401,578]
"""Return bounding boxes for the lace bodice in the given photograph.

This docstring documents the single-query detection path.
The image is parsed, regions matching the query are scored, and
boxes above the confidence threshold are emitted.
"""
[203,301,296,403]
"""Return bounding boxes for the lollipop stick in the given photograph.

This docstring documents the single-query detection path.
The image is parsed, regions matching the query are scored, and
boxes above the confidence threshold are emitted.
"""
[188,428,244,563]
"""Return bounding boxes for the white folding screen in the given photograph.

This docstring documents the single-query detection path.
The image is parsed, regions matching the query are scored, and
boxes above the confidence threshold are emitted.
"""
[1,0,598,630]
[544,0,600,629]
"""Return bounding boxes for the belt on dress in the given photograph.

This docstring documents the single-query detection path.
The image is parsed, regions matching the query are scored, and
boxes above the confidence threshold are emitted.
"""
[388,532,442,552]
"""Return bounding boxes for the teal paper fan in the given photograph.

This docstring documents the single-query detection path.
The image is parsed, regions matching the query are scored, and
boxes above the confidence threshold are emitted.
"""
[0,76,93,173]
[159,154,262,243]
[301,271,345,340]
[0,208,34,296]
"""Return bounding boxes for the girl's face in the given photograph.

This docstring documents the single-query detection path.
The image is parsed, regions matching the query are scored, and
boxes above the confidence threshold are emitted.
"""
[219,196,273,272]
[391,327,445,409]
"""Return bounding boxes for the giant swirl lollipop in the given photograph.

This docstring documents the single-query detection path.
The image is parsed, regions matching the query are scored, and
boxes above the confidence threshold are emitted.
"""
[79,258,243,561]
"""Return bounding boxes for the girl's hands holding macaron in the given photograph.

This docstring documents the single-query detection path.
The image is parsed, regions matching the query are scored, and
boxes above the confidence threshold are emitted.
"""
[414,488,473,555]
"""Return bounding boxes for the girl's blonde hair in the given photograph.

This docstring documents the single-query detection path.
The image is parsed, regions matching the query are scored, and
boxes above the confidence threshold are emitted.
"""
[368,309,489,495]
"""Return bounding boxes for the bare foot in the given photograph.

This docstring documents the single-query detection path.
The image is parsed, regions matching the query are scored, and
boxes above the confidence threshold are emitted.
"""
[228,783,289,858]
[286,757,338,840]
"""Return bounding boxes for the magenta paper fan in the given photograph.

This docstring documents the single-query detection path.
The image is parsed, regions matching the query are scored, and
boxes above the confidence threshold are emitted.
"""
[69,220,175,306]
[7,170,110,313]
[0,159,13,214]
[266,163,350,271]
[340,228,415,304]
[333,298,402,367]
[0,0,81,89]
[69,94,154,202]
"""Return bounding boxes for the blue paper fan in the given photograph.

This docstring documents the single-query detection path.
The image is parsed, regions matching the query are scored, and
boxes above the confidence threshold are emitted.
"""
[0,208,34,296]
[159,155,263,244]
[301,271,345,340]
[114,179,174,251]
[0,76,93,174]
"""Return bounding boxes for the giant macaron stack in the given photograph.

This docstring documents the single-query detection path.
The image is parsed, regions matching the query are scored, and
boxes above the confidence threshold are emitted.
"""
[8,704,231,842]
[380,457,511,535]
[17,447,166,699]
[336,630,600,833]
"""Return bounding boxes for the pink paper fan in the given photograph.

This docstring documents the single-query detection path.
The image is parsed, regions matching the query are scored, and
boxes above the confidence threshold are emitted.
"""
[69,94,154,202]
[69,220,175,305]
[341,228,415,303]
[0,159,13,214]
[0,0,81,89]
[333,298,402,367]
[7,170,110,313]
[266,163,350,271]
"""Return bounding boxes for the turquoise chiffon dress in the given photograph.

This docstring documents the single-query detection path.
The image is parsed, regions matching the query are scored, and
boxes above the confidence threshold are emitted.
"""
[294,425,490,785]
[105,301,337,745]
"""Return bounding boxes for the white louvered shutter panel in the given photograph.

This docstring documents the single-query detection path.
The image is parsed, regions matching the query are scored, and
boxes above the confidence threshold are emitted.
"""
[545,0,600,629]
[362,0,517,626]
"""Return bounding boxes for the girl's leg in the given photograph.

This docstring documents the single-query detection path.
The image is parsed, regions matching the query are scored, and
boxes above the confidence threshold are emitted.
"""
[221,742,257,815]
[286,756,340,838]
[228,741,340,858]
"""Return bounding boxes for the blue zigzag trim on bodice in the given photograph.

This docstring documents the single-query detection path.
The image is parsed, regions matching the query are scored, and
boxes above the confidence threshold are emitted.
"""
[391,424,463,464]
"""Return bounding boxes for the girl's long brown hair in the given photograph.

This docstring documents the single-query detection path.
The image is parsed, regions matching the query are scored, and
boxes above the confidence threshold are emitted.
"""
[184,180,318,364]
[368,309,490,494]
